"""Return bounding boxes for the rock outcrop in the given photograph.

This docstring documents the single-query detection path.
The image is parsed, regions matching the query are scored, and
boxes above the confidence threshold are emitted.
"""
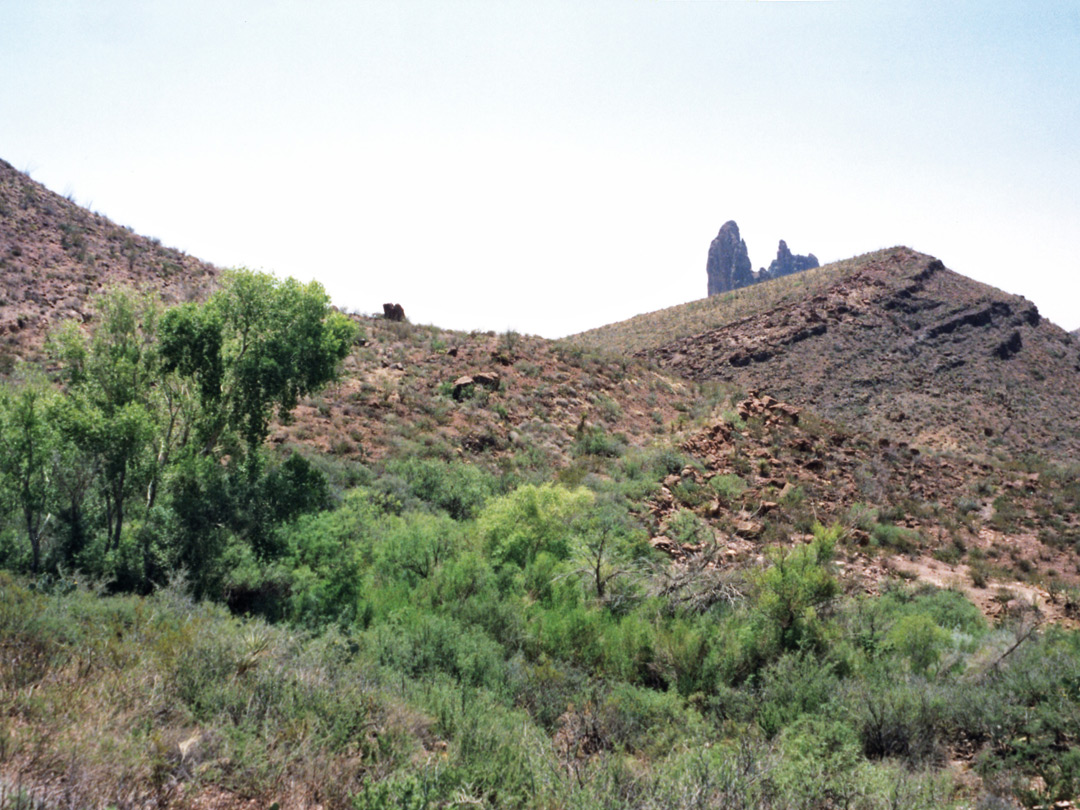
[706,221,817,296]
[762,240,818,280]
[706,221,754,296]
[382,303,406,322]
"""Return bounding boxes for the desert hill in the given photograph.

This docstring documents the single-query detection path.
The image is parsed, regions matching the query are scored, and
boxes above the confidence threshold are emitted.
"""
[0,158,219,363]
[3,160,1080,610]
[268,315,695,474]
[574,247,1080,464]
[4,160,1080,809]
[0,160,697,477]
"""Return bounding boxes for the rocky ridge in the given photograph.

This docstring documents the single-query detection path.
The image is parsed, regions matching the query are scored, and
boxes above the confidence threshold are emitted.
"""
[651,391,1079,624]
[651,247,1080,463]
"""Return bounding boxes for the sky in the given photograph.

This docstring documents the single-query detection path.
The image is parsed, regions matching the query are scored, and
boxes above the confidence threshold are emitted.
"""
[1,0,1078,336]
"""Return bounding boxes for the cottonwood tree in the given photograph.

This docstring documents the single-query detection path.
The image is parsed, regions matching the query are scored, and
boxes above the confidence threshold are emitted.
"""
[51,289,162,549]
[158,270,357,593]
[0,377,61,571]
[160,269,358,453]
[0,271,355,591]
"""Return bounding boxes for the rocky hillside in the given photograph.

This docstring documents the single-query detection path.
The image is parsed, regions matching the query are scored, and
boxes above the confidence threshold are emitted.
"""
[0,159,219,362]
[0,158,696,473]
[576,247,1080,464]
[269,316,695,473]
[5,161,1080,613]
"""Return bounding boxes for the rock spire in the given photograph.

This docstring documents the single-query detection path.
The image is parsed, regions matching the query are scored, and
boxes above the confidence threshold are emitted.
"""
[706,221,818,296]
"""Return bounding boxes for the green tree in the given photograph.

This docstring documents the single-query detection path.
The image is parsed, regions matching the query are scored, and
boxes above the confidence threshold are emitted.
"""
[479,483,593,568]
[160,270,358,452]
[155,271,355,594]
[572,496,645,601]
[0,378,62,571]
[51,288,164,549]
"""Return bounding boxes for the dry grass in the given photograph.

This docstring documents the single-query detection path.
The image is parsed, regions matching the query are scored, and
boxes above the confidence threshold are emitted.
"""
[0,577,422,809]
[567,249,900,356]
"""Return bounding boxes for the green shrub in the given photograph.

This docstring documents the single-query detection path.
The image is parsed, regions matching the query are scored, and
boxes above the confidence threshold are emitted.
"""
[573,425,626,458]
[375,512,464,588]
[876,585,986,638]
[850,677,947,765]
[384,457,498,520]
[845,503,879,532]
[886,614,951,675]
[732,527,840,679]
[871,523,920,553]
[665,509,711,546]
[709,473,747,504]
[373,610,507,692]
[754,653,843,739]
[480,483,593,568]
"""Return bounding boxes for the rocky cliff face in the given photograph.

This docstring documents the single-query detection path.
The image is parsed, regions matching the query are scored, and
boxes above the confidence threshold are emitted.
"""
[705,221,754,296]
[706,221,817,296]
[763,239,818,280]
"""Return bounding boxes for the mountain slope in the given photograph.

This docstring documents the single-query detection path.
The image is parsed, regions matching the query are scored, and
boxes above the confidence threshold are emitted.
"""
[575,247,1080,463]
[0,159,219,361]
[4,161,1079,613]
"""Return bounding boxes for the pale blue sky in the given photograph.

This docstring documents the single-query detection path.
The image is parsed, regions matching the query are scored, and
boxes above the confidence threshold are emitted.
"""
[2,1,1078,334]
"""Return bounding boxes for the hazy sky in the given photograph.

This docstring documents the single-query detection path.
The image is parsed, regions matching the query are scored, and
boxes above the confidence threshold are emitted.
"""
[2,1,1078,335]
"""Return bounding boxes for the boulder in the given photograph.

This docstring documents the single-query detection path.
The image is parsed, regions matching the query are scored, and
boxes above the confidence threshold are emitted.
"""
[452,375,474,400]
[473,371,501,390]
[733,518,764,539]
[382,303,406,322]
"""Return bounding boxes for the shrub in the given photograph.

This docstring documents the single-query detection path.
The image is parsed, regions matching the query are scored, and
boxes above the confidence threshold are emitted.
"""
[886,614,951,675]
[850,678,947,765]
[709,473,747,504]
[375,512,464,588]
[385,457,498,520]
[479,483,593,568]
[754,653,843,739]
[719,527,841,683]
[373,610,507,692]
[573,425,626,459]
[665,509,711,546]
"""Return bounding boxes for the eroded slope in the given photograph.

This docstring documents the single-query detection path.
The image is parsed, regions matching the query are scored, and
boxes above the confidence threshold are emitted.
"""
[634,248,1080,462]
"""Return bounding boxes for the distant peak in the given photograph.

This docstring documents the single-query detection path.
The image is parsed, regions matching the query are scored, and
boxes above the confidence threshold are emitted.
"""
[706,220,817,296]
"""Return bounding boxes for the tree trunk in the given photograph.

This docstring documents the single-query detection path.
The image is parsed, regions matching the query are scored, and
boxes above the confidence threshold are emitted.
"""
[26,512,40,573]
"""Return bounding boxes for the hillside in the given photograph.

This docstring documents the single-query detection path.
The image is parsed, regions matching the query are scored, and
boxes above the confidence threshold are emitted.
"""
[0,158,219,362]
[3,165,1080,809]
[268,315,696,474]
[573,247,1080,464]
[2,164,1076,602]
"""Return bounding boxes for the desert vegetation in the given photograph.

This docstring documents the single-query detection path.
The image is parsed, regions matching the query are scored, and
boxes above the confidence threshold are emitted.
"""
[1,277,1079,808]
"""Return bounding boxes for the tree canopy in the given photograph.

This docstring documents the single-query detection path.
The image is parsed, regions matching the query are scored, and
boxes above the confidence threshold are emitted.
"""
[160,269,357,450]
[0,270,357,586]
